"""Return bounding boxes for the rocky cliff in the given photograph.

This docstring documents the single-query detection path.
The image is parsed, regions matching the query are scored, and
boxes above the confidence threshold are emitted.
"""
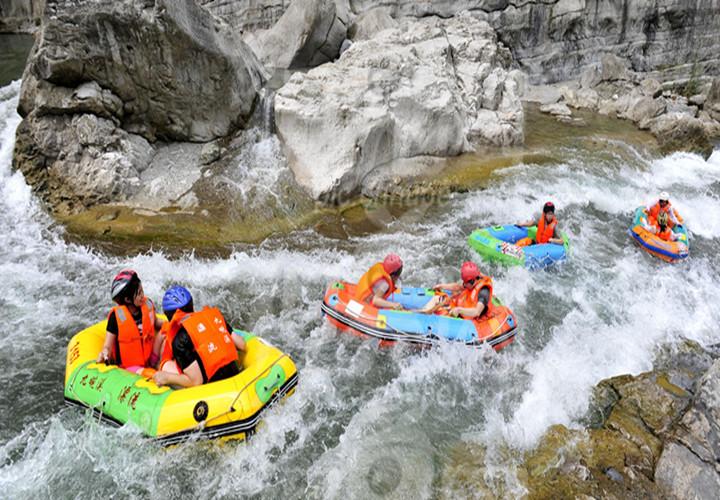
[199,0,720,84]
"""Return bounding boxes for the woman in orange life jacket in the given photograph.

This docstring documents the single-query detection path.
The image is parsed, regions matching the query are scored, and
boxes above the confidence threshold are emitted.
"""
[354,253,405,310]
[96,270,165,374]
[645,191,683,228]
[152,286,247,388]
[418,261,493,320]
[516,201,564,245]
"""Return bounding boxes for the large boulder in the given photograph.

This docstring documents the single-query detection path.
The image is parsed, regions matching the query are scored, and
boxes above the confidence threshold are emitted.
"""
[348,7,397,41]
[14,0,265,213]
[650,113,713,158]
[274,13,523,200]
[0,0,45,32]
[247,0,349,70]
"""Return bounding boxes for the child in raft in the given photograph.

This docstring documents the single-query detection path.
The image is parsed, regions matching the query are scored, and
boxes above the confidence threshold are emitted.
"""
[96,270,165,376]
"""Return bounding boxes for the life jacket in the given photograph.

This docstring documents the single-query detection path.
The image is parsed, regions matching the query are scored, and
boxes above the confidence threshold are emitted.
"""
[536,215,558,244]
[648,202,682,227]
[159,309,190,370]
[110,298,157,368]
[175,306,238,381]
[355,263,395,304]
[450,275,494,319]
[657,227,673,241]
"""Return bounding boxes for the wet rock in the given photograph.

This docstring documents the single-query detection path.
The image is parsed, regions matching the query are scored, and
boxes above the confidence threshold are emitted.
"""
[349,7,397,41]
[247,0,349,70]
[579,65,601,89]
[199,141,222,166]
[274,13,522,201]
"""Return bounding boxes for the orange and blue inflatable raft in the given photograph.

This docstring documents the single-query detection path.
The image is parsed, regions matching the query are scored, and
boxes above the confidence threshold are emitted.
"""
[321,282,519,351]
[628,206,689,263]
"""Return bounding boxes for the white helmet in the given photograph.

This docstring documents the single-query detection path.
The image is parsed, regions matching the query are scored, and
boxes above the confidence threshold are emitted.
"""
[659,191,670,201]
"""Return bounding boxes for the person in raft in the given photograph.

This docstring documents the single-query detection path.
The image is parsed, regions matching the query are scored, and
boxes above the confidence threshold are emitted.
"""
[652,212,683,242]
[418,261,493,319]
[96,270,165,375]
[354,253,405,310]
[644,191,683,228]
[516,201,564,245]
[152,285,246,388]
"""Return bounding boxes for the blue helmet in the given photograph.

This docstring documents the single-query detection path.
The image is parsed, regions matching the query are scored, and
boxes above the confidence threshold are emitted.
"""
[162,286,193,317]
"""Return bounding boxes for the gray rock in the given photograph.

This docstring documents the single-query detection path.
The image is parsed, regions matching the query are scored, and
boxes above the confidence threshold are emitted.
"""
[650,112,713,158]
[663,98,699,118]
[540,102,572,117]
[198,0,720,85]
[14,113,154,213]
[622,96,666,123]
[563,87,600,110]
[248,0,349,69]
[13,0,266,213]
[579,64,601,89]
[655,442,720,500]
[20,0,263,142]
[639,78,663,98]
[274,13,522,200]
[599,54,633,82]
[349,7,397,41]
[688,94,706,107]
[199,141,222,165]
[523,85,563,105]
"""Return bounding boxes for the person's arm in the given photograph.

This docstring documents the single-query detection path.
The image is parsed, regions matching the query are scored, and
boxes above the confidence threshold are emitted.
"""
[153,361,203,388]
[96,331,116,363]
[372,295,403,310]
[670,207,683,225]
[516,220,534,227]
[433,281,462,292]
[232,332,246,352]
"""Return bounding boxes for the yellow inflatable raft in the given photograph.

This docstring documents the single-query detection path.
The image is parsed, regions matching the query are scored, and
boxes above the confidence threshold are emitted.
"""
[64,320,298,445]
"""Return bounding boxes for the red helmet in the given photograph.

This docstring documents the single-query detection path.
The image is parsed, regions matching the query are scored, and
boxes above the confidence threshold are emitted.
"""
[543,201,555,213]
[111,269,138,300]
[382,253,403,275]
[460,261,481,283]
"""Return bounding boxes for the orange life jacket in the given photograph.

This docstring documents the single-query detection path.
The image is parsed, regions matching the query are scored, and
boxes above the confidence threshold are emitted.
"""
[174,306,238,381]
[536,215,558,244]
[657,227,673,241]
[159,309,190,369]
[648,201,682,227]
[450,275,494,319]
[355,263,395,304]
[110,298,157,368]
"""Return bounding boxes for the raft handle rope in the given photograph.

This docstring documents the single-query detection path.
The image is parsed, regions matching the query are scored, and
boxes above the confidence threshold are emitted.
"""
[191,352,290,432]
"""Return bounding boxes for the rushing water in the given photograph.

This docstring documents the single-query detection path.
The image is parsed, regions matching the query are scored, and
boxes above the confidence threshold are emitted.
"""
[1,75,719,498]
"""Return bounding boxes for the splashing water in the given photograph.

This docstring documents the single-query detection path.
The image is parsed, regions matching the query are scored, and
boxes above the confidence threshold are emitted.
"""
[0,78,719,498]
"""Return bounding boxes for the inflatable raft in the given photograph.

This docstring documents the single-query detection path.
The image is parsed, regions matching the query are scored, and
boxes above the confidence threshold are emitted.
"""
[468,225,570,270]
[321,283,518,350]
[64,320,298,445]
[628,206,689,262]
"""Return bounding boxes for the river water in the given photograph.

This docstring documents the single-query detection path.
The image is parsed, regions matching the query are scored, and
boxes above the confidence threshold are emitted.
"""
[1,72,720,497]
